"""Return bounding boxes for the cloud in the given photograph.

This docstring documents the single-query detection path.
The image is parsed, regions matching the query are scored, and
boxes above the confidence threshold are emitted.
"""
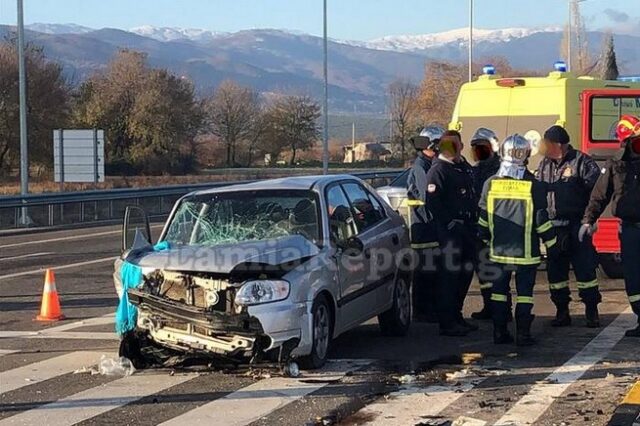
[604,9,630,23]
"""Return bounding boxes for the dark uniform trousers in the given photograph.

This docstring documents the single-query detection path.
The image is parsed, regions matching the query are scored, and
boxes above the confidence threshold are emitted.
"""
[621,222,640,319]
[547,222,601,308]
[492,264,537,325]
[436,224,476,327]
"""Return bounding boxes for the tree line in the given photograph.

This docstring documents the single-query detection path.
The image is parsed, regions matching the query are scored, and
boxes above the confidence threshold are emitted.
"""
[0,40,320,176]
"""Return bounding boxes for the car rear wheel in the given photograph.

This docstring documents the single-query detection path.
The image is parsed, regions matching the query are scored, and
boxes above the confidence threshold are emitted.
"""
[599,253,624,279]
[299,294,332,370]
[378,274,411,336]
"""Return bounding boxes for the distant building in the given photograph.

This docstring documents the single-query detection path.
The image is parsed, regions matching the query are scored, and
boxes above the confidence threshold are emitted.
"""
[343,142,392,163]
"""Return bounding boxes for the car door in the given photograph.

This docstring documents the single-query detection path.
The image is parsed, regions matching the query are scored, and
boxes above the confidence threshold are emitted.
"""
[339,182,397,327]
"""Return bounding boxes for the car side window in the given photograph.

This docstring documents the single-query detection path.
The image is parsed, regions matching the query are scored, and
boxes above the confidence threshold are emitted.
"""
[326,185,357,243]
[341,183,386,232]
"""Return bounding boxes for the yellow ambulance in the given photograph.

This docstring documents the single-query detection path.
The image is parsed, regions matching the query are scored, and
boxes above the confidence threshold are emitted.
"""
[449,62,640,277]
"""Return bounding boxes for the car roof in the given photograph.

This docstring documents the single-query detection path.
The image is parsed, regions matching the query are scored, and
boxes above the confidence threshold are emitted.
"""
[188,174,362,197]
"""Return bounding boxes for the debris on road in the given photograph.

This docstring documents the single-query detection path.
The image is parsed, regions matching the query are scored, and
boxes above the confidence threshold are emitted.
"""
[98,355,136,376]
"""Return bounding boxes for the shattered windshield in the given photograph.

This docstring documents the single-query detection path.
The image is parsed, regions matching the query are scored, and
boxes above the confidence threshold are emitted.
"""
[164,190,321,246]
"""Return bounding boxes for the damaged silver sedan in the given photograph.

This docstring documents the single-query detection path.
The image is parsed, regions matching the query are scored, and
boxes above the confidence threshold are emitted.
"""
[114,175,412,371]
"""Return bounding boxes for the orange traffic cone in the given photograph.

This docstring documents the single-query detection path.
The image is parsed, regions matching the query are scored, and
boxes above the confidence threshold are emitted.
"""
[36,269,65,321]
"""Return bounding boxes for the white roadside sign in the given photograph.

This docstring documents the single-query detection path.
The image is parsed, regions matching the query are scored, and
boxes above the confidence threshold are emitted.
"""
[53,129,105,183]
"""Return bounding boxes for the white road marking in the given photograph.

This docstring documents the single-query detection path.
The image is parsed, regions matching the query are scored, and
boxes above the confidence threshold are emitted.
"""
[0,349,19,357]
[495,307,637,426]
[0,315,117,340]
[357,373,485,426]
[39,313,114,333]
[0,230,120,249]
[160,359,371,426]
[0,224,164,249]
[0,351,108,394]
[0,256,116,281]
[0,372,193,426]
[0,331,118,340]
[452,417,487,426]
[0,252,54,262]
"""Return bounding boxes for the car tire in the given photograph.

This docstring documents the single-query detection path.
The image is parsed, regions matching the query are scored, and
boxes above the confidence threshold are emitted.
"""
[299,294,332,370]
[599,253,624,279]
[378,274,411,336]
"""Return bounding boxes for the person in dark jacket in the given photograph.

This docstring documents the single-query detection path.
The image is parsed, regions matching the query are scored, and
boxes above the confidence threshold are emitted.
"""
[536,125,602,328]
[469,128,502,320]
[406,126,444,323]
[479,134,559,345]
[425,130,478,336]
[581,115,640,337]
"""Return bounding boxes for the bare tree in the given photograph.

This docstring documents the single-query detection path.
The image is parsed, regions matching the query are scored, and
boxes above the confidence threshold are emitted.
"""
[205,80,260,167]
[263,95,321,165]
[388,79,418,163]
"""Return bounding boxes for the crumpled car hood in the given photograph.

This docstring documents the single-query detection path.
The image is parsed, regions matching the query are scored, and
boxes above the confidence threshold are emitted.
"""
[131,235,321,274]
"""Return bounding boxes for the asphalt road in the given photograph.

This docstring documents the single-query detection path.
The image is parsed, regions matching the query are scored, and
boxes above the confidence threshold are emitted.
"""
[0,225,639,426]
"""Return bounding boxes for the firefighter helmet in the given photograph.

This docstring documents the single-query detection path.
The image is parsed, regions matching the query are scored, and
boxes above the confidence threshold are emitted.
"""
[411,125,445,151]
[470,127,499,151]
[616,115,640,142]
[497,134,531,179]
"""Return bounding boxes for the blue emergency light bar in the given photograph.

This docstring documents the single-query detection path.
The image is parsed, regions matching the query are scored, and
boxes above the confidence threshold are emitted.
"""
[483,65,496,75]
[554,61,568,72]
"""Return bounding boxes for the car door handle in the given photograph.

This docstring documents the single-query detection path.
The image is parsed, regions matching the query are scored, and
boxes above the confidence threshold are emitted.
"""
[391,234,399,245]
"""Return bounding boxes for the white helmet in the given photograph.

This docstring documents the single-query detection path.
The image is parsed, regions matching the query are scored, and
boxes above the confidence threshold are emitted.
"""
[412,125,445,151]
[497,134,531,179]
[471,128,499,152]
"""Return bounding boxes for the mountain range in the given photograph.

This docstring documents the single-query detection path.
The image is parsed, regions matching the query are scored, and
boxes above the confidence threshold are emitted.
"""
[1,23,639,113]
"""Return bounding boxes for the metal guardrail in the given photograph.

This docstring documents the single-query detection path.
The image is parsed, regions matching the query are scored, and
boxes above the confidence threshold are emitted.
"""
[0,170,403,231]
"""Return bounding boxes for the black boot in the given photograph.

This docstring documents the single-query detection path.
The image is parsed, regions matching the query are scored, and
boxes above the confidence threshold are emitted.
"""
[551,306,572,327]
[585,304,600,328]
[493,323,514,344]
[516,315,536,346]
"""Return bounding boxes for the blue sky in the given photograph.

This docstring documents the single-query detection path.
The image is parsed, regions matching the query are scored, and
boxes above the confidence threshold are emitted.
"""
[0,0,638,39]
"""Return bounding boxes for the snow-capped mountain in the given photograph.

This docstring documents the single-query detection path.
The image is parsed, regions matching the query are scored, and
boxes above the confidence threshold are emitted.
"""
[129,25,227,42]
[25,23,93,34]
[348,27,562,52]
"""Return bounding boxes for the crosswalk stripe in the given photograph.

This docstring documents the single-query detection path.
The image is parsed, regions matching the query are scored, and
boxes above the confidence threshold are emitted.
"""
[452,416,487,426]
[357,373,485,425]
[495,307,637,426]
[40,314,114,333]
[0,351,107,394]
[0,331,118,340]
[160,359,371,426]
[0,372,194,426]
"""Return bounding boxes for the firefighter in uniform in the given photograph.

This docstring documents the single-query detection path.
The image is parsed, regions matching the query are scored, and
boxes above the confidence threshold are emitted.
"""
[581,115,640,337]
[536,125,602,328]
[425,130,478,336]
[478,134,559,345]
[406,126,444,323]
[469,128,503,320]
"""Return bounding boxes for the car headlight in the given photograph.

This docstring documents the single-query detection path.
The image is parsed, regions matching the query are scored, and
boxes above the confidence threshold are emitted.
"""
[235,280,290,306]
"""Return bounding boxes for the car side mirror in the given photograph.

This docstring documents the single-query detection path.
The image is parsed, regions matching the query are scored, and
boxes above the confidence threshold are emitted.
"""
[122,206,152,253]
[336,236,364,256]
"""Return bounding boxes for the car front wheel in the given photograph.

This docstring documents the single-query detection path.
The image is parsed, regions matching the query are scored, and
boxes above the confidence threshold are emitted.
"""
[378,274,411,336]
[299,294,332,370]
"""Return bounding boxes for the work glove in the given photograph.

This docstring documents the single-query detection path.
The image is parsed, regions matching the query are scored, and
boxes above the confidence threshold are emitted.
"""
[578,223,597,243]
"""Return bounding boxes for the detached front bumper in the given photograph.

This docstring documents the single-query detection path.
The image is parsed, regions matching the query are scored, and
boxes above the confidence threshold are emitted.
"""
[127,289,311,358]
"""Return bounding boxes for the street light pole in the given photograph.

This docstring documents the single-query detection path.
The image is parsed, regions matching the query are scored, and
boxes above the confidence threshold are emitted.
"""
[468,0,474,82]
[567,0,572,72]
[322,0,329,175]
[17,0,29,200]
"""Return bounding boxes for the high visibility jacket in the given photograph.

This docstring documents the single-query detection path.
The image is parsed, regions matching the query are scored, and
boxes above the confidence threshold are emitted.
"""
[406,153,439,249]
[478,172,557,265]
